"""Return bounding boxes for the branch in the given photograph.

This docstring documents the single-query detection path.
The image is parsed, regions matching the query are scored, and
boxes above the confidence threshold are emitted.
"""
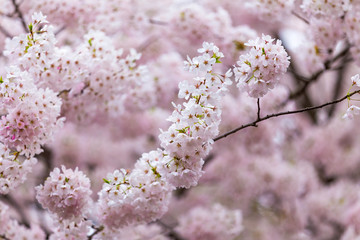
[87,225,104,240]
[10,0,28,32]
[55,26,66,36]
[213,90,360,142]
[0,235,11,240]
[289,44,351,100]
[256,98,261,121]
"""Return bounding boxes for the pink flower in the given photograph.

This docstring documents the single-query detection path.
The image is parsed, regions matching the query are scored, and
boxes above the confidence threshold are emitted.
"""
[36,166,92,219]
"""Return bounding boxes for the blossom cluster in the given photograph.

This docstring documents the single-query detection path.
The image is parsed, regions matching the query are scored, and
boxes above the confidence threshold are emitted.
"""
[0,63,62,193]
[96,42,232,231]
[97,153,172,229]
[176,203,243,240]
[245,0,294,22]
[301,0,351,17]
[234,34,290,98]
[343,74,360,120]
[0,143,37,194]
[36,166,92,219]
[60,30,154,123]
[3,1,360,239]
[158,42,232,188]
[4,14,154,125]
[0,67,63,157]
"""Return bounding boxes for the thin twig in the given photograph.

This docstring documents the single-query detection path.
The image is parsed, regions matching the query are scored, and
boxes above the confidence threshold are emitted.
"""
[149,19,168,26]
[55,26,66,36]
[213,90,360,142]
[291,10,310,24]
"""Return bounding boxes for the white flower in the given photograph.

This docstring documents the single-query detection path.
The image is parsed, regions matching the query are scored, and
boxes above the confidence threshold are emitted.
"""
[343,105,360,120]
[234,34,290,98]
[31,12,49,24]
[351,74,360,87]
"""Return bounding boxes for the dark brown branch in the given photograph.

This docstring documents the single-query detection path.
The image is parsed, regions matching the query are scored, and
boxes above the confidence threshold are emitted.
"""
[10,0,28,32]
[213,90,360,142]
[289,44,351,100]
[0,234,11,240]
[256,98,261,121]
[87,225,104,240]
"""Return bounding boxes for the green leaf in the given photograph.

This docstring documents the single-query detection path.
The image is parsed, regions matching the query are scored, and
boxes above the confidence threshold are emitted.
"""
[103,178,111,184]
[28,23,33,33]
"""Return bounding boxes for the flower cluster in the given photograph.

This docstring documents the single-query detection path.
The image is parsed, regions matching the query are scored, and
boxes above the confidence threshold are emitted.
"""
[1,201,45,240]
[345,5,360,65]
[0,201,9,234]
[245,0,294,22]
[93,224,170,240]
[4,14,155,125]
[301,0,351,17]
[0,67,63,157]
[158,42,232,188]
[234,34,290,98]
[4,13,58,87]
[0,143,37,194]
[175,204,243,240]
[36,166,92,219]
[343,74,360,120]
[59,30,155,123]
[169,4,232,46]
[49,218,92,240]
[27,0,97,27]
[97,152,172,229]
[1,221,45,240]
[308,17,344,51]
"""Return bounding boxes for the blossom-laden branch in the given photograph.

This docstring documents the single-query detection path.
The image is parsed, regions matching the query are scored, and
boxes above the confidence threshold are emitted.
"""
[213,90,360,142]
